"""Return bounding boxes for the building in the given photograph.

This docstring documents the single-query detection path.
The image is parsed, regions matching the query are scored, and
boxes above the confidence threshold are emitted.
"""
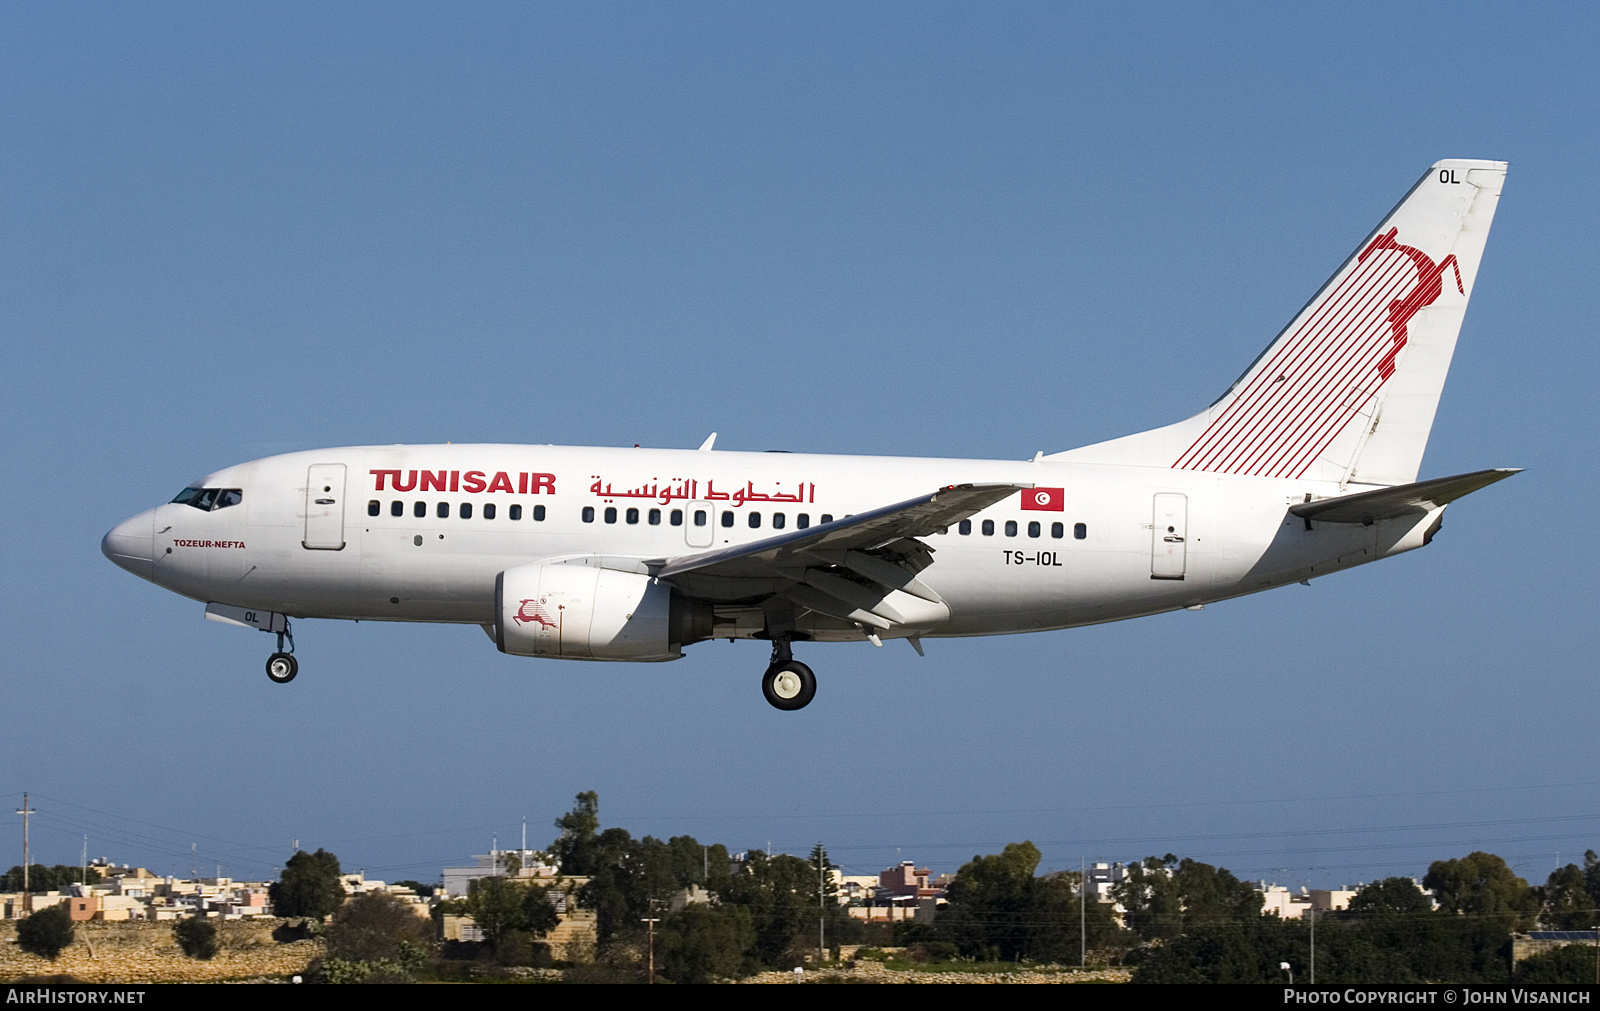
[442,849,558,898]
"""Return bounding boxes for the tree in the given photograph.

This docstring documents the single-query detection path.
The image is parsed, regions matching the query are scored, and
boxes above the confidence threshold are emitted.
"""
[715,849,833,967]
[1515,942,1600,984]
[1540,863,1596,930]
[1112,855,1185,940]
[939,843,1124,962]
[17,904,74,961]
[940,842,1042,959]
[1,865,101,892]
[551,791,600,876]
[658,904,757,982]
[1424,852,1539,930]
[327,892,434,963]
[1349,877,1433,918]
[269,849,345,919]
[1105,855,1260,943]
[173,915,219,959]
[466,877,560,955]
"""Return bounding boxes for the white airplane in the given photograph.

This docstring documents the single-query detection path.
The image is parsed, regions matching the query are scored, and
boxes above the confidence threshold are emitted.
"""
[104,159,1515,710]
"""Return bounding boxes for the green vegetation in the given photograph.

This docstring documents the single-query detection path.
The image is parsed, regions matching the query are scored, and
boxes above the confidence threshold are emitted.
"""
[937,841,1122,962]
[173,915,219,959]
[269,848,345,919]
[0,865,101,891]
[16,904,75,961]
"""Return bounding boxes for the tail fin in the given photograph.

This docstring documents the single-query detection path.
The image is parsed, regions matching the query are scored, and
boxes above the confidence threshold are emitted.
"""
[1054,160,1507,486]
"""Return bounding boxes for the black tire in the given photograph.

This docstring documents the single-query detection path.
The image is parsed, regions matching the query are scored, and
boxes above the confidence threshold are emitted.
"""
[761,660,816,711]
[266,652,298,684]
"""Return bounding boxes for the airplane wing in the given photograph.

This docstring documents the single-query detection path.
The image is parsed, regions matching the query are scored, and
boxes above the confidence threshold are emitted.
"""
[1289,468,1520,524]
[655,483,1025,581]
[651,483,1026,629]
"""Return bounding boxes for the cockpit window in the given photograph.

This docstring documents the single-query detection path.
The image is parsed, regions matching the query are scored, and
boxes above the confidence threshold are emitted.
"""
[171,487,243,512]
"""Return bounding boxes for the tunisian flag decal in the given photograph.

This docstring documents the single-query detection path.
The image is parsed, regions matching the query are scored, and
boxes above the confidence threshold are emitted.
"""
[1021,487,1064,511]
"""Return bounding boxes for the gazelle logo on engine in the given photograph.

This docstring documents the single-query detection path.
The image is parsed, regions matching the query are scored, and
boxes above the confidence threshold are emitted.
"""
[513,598,559,630]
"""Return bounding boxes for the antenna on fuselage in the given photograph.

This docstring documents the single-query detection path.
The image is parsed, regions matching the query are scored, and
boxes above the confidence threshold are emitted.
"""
[697,433,717,451]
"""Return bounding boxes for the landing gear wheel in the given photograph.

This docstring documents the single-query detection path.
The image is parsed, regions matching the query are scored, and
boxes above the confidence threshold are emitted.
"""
[266,652,298,684]
[762,660,816,711]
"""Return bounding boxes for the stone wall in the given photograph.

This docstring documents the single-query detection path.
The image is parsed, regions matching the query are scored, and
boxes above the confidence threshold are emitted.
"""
[0,919,322,983]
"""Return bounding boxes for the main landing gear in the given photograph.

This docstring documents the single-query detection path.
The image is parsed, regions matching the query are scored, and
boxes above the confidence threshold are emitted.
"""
[761,639,815,711]
[266,622,297,684]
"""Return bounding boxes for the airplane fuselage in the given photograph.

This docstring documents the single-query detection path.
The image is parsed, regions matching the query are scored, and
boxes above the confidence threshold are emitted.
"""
[105,443,1436,641]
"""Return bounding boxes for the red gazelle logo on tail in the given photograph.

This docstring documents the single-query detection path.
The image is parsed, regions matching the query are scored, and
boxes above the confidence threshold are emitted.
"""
[1361,228,1462,380]
[1172,227,1464,480]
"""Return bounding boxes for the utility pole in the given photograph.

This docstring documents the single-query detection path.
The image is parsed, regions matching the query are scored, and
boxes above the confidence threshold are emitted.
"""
[1080,857,1087,969]
[642,914,659,983]
[16,794,34,913]
[1309,904,1316,984]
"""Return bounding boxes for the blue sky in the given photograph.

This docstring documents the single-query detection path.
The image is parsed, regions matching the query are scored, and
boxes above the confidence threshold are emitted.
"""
[3,3,1597,889]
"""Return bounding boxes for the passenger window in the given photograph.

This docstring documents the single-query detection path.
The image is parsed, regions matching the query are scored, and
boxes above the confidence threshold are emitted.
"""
[533,505,545,521]
[721,511,734,528]
[582,507,595,523]
[484,503,496,520]
[748,512,761,529]
[368,500,380,517]
[1052,522,1064,539]
[982,519,995,536]
[694,509,707,527]
[959,520,972,535]
[772,513,785,530]
[625,507,639,525]
[510,504,523,520]
[460,503,473,519]
[1028,521,1040,538]
[604,507,617,524]
[797,514,810,529]
[437,502,449,519]
[670,509,683,526]
[1005,520,1018,537]
[820,514,834,524]
[1074,522,1087,540]
[648,509,661,525]
[391,501,404,517]
[414,501,426,518]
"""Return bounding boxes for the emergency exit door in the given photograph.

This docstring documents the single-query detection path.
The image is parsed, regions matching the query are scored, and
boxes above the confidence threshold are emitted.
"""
[1151,493,1187,580]
[303,464,347,550]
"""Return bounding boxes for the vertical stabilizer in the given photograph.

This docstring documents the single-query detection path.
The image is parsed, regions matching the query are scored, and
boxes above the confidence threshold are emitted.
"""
[1053,160,1506,486]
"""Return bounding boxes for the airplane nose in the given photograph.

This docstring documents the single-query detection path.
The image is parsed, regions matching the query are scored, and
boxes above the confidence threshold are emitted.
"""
[102,509,156,582]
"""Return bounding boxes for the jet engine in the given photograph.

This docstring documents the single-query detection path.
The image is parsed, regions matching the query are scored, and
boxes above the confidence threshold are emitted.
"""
[494,561,712,661]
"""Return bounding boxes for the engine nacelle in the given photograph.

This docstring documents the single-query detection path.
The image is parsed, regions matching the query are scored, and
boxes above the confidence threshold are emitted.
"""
[494,562,711,662]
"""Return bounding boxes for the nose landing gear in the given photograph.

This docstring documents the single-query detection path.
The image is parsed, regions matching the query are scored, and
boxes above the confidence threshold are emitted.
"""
[761,638,815,711]
[266,622,297,684]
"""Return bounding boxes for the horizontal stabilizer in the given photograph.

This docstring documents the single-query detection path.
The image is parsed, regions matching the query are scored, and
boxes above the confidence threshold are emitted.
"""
[1289,468,1520,524]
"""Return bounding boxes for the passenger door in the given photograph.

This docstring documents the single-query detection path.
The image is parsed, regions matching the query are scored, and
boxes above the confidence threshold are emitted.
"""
[303,464,347,550]
[1151,493,1187,580]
